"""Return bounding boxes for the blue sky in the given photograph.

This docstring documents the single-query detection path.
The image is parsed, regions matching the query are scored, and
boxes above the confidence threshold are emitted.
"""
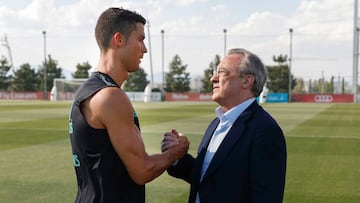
[0,0,356,86]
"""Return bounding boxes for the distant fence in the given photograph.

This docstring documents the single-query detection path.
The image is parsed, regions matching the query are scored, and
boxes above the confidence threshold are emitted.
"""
[0,91,356,103]
[265,93,288,103]
[126,92,162,102]
[0,91,163,102]
[0,92,48,100]
[291,94,353,103]
[164,92,212,101]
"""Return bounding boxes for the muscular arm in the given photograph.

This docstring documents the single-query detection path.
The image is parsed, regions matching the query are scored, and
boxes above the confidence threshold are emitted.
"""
[83,87,189,185]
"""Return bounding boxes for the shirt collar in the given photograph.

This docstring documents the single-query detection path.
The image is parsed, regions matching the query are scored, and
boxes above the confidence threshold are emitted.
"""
[215,98,256,125]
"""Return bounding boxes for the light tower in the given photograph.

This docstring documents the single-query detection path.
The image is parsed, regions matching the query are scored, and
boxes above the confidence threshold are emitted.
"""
[1,34,14,72]
[353,0,359,103]
[43,30,47,100]
[223,28,227,57]
[289,28,293,102]
[161,29,165,90]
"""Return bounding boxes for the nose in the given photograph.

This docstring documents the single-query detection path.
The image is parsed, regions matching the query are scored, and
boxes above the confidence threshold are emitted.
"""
[210,74,218,83]
[143,43,148,53]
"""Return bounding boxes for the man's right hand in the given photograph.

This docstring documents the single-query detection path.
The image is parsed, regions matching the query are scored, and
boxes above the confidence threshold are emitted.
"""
[162,129,189,161]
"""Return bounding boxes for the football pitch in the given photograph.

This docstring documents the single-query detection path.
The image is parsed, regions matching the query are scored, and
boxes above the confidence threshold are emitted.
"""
[0,100,359,202]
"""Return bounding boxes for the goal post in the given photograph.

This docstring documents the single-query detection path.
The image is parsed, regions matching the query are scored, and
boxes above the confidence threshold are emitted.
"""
[50,78,87,101]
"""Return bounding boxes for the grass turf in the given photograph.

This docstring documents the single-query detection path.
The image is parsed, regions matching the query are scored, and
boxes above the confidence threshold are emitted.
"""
[0,101,359,202]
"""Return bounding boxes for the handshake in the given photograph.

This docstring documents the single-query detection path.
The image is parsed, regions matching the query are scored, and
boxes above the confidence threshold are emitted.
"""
[161,129,189,162]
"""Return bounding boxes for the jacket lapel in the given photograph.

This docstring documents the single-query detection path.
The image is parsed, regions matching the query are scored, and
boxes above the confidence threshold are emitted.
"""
[201,102,259,181]
[198,118,219,153]
[189,118,220,200]
[194,118,219,174]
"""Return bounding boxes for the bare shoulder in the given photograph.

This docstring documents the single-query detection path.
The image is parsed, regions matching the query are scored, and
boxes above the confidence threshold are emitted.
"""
[86,87,134,128]
[94,87,130,106]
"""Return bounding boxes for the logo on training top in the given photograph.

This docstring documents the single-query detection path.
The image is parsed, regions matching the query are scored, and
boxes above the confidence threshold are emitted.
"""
[69,119,73,134]
[73,154,80,167]
[69,107,73,135]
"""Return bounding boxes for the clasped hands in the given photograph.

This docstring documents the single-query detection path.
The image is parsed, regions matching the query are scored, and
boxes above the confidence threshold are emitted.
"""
[161,129,189,161]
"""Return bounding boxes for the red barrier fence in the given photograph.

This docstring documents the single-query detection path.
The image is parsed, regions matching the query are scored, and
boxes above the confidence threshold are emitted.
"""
[165,93,354,103]
[0,92,49,100]
[165,92,212,101]
[0,91,355,103]
[292,94,353,103]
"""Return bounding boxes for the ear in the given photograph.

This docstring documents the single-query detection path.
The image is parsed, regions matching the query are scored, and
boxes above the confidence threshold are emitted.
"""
[113,32,125,48]
[242,75,254,88]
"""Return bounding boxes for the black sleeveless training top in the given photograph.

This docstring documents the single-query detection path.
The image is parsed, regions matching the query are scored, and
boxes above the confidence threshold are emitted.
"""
[69,72,144,203]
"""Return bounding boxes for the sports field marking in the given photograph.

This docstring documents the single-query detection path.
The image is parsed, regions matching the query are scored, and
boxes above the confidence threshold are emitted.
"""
[0,127,65,131]
[286,135,360,140]
[142,130,360,140]
[141,130,204,136]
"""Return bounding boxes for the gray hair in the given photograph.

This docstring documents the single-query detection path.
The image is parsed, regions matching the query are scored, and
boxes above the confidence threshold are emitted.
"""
[227,48,267,97]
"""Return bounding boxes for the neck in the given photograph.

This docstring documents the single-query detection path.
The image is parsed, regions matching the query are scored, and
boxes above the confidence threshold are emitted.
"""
[218,96,255,113]
[96,51,128,87]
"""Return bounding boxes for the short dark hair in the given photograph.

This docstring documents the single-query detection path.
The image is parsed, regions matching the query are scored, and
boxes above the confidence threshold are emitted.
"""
[95,7,146,51]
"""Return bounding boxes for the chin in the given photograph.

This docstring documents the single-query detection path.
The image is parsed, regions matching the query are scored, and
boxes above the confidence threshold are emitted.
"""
[129,67,140,73]
[212,95,218,102]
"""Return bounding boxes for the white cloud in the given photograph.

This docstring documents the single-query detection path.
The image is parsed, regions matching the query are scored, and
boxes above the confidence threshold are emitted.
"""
[232,12,287,35]
[20,0,54,21]
[0,0,358,83]
[174,0,209,7]
[211,4,226,12]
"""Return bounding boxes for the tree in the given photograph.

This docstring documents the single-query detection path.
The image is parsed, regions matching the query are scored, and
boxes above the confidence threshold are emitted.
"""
[272,54,288,65]
[292,77,306,93]
[266,54,296,93]
[72,61,92,78]
[309,76,335,93]
[123,67,149,91]
[165,54,191,92]
[202,54,220,93]
[0,56,12,91]
[13,63,39,91]
[329,76,334,93]
[37,55,64,92]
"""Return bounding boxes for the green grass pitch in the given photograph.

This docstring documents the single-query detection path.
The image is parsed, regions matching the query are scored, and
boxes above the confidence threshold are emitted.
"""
[0,100,359,202]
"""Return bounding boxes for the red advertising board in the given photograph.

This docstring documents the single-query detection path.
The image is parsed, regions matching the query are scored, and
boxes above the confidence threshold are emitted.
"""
[0,92,48,100]
[292,94,353,103]
[0,91,354,103]
[165,93,354,103]
[165,92,212,101]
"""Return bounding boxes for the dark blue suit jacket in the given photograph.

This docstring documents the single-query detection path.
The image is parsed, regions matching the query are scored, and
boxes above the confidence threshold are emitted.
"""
[168,101,286,203]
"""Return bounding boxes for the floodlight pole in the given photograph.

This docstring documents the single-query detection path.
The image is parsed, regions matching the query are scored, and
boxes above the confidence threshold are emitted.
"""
[289,28,293,102]
[43,30,47,100]
[161,29,165,90]
[223,28,227,58]
[1,34,14,73]
[147,20,154,86]
[353,0,359,103]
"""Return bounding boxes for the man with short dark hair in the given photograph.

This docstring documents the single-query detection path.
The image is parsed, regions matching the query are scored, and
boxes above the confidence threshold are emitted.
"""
[69,8,189,203]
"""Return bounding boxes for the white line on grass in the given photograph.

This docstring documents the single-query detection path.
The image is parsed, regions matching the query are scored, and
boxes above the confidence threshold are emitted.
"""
[0,127,65,131]
[142,130,360,140]
[286,135,360,140]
